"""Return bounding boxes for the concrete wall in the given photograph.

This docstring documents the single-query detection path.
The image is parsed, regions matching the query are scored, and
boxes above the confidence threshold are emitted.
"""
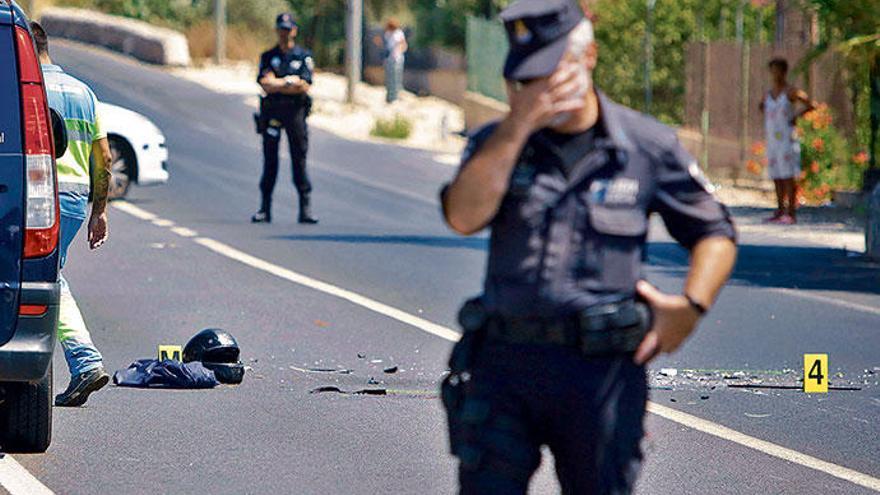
[40,7,191,67]
[364,66,468,106]
[364,30,467,105]
[463,91,508,131]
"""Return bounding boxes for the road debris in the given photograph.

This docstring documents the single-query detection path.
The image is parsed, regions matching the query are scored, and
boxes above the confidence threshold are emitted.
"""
[727,383,862,391]
[383,366,399,374]
[745,413,772,418]
[310,386,387,396]
[650,366,872,394]
[289,365,353,375]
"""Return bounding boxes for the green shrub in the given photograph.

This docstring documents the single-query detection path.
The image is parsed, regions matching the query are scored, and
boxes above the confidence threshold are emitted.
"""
[796,103,862,201]
[371,114,412,140]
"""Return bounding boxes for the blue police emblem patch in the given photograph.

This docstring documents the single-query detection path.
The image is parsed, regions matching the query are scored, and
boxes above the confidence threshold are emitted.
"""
[271,56,281,69]
[590,178,639,205]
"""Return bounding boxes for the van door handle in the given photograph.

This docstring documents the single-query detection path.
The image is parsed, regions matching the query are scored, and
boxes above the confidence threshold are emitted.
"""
[0,184,7,193]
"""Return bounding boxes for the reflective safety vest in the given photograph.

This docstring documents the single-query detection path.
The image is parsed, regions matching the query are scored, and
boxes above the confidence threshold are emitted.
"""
[41,64,106,190]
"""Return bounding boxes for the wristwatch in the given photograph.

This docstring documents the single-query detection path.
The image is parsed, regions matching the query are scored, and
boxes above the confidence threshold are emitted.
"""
[684,294,708,316]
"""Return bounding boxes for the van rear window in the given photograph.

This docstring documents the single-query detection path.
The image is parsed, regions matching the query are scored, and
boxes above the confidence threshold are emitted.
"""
[0,25,22,153]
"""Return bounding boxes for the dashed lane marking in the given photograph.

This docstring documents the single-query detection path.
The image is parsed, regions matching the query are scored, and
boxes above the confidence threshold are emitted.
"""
[151,218,175,227]
[111,201,880,493]
[772,287,880,317]
[112,201,156,220]
[170,226,198,238]
[0,454,55,495]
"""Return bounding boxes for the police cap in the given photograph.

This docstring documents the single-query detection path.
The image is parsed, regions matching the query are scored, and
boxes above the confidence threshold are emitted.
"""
[500,0,584,81]
[276,13,297,31]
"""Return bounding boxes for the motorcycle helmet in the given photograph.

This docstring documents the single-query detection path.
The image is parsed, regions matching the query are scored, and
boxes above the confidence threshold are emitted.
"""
[183,328,245,384]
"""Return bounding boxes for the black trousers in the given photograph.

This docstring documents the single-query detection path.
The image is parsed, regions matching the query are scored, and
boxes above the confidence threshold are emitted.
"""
[443,341,647,495]
[260,102,311,211]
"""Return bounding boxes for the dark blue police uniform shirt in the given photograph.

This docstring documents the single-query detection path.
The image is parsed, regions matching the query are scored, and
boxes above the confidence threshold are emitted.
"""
[258,45,314,102]
[443,91,736,318]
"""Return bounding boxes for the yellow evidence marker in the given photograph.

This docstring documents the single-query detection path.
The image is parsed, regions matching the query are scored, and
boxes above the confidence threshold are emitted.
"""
[158,345,183,362]
[803,354,828,393]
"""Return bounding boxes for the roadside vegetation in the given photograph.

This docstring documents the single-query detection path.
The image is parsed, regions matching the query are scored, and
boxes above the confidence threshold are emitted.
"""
[370,114,413,140]
[48,0,877,185]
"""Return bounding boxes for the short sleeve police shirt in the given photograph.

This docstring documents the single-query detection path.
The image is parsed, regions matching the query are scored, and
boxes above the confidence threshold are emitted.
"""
[258,46,315,102]
[442,92,736,318]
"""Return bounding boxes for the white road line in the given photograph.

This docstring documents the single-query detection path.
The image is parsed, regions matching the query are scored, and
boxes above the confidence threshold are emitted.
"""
[648,403,880,492]
[151,219,175,227]
[771,288,880,317]
[648,254,880,318]
[111,201,157,221]
[170,226,198,238]
[0,455,55,495]
[194,237,461,342]
[111,201,880,492]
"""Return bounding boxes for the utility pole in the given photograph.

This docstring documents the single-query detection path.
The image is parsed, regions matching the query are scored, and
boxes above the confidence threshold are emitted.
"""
[774,0,785,47]
[214,0,226,65]
[699,4,711,171]
[643,0,656,114]
[345,0,363,104]
[736,0,750,185]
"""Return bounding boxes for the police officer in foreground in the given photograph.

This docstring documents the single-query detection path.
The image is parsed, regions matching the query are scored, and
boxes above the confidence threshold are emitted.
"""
[440,1,737,493]
[252,13,318,224]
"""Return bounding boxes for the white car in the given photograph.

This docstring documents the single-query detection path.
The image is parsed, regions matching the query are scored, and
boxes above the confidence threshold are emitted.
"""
[98,102,169,199]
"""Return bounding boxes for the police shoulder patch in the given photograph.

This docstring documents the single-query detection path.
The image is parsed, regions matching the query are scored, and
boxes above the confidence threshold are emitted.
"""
[305,56,315,71]
[688,160,716,194]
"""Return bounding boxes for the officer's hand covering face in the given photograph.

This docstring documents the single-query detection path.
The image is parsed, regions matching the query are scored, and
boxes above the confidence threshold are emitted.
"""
[547,21,596,129]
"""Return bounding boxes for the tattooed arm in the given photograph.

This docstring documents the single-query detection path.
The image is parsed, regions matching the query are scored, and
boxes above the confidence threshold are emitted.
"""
[88,137,111,250]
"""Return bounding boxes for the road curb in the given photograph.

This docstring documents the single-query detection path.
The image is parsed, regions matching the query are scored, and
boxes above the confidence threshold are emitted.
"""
[39,8,190,67]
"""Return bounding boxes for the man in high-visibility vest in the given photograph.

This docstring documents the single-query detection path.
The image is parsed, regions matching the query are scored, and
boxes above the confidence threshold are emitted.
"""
[32,22,112,407]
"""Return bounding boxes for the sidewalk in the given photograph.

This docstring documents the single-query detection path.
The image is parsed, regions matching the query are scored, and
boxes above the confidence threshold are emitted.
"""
[171,62,867,253]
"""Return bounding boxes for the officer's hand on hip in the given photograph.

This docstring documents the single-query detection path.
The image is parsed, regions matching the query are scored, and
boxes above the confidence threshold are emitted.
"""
[633,280,701,365]
[504,61,586,135]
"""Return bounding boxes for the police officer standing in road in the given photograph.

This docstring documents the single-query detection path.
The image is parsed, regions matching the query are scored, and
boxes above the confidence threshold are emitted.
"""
[440,1,737,493]
[252,13,318,224]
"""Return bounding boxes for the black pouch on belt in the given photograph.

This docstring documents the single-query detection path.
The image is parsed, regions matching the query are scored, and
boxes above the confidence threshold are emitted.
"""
[578,300,652,355]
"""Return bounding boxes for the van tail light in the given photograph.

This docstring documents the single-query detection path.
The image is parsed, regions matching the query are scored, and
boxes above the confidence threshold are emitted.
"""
[19,304,48,317]
[16,26,59,259]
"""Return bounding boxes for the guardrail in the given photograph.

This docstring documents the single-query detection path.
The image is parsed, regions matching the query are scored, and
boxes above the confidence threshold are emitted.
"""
[39,7,190,67]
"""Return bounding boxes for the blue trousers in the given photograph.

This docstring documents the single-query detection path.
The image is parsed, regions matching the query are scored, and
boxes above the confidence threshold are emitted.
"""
[385,57,404,103]
[444,341,646,495]
[58,214,104,377]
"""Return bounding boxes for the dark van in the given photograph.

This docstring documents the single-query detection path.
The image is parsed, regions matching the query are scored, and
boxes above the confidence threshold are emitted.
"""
[0,0,65,453]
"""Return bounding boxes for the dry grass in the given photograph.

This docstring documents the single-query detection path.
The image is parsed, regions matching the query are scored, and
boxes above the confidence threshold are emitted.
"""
[186,20,274,63]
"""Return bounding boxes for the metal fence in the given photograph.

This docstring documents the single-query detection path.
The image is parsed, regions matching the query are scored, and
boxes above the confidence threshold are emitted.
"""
[466,16,508,103]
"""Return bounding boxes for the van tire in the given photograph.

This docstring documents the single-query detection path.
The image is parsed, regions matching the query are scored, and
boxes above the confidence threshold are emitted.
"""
[0,365,53,453]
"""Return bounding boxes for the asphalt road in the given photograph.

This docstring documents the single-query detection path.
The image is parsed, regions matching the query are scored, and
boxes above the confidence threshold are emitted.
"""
[9,41,879,495]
